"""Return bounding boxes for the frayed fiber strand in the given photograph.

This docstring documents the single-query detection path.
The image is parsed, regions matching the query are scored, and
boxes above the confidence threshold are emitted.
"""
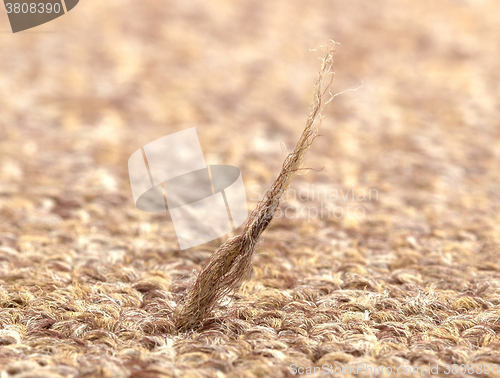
[175,45,337,332]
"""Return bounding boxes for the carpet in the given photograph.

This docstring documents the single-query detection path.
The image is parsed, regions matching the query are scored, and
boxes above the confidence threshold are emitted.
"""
[1,0,500,377]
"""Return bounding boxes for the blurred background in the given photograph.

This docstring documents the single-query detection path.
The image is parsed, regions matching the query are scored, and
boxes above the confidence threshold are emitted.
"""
[1,0,499,233]
[1,0,499,229]
[0,0,500,375]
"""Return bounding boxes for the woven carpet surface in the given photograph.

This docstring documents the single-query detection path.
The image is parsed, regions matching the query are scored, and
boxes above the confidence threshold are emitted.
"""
[1,1,500,377]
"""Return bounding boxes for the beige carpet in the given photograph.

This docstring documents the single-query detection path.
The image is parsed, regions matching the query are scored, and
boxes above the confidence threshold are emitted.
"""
[1,0,500,377]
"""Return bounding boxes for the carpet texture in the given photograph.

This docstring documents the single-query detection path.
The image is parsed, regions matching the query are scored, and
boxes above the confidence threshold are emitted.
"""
[1,0,500,377]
